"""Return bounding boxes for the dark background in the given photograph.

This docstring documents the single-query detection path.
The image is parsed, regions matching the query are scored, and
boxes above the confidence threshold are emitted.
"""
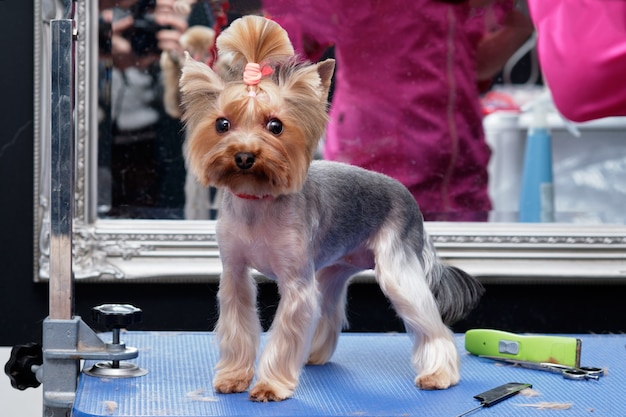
[1,1,624,353]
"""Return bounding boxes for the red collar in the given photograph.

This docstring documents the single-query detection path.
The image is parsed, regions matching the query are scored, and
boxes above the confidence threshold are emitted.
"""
[234,193,273,200]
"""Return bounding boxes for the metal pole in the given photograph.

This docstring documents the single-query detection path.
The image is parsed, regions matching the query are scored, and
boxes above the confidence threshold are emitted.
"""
[49,17,74,321]
[44,17,78,417]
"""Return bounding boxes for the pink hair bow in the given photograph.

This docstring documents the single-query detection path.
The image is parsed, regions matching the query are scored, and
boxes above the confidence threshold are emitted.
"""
[243,62,273,96]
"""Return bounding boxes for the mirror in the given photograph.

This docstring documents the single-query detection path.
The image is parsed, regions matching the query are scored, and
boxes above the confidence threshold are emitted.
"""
[35,0,626,283]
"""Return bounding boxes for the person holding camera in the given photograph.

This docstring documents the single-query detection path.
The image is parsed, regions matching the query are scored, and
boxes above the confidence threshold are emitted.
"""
[98,0,191,218]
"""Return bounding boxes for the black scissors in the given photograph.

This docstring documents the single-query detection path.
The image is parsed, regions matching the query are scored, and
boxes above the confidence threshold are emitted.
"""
[481,356,605,380]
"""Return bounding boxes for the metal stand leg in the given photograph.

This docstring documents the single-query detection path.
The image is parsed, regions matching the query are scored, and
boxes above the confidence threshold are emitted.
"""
[41,15,145,417]
[43,17,78,416]
[5,6,146,416]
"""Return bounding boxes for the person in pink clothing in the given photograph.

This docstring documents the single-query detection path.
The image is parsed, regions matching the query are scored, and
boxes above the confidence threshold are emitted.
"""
[263,0,532,220]
[528,0,626,122]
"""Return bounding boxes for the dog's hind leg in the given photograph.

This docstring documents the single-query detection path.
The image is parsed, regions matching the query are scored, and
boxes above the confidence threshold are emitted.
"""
[371,228,460,390]
[250,270,321,402]
[213,265,261,394]
[307,264,357,365]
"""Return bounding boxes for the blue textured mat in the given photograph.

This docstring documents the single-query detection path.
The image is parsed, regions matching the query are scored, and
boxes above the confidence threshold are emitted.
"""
[73,332,625,416]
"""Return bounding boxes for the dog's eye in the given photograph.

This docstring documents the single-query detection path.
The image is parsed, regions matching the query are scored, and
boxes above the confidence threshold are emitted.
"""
[215,118,231,133]
[266,118,283,135]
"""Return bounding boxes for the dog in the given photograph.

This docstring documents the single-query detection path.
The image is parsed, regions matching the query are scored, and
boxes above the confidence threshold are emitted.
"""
[179,15,484,402]
[160,25,216,118]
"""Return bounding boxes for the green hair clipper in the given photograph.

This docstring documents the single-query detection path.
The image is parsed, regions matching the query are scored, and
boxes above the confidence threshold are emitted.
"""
[465,329,581,367]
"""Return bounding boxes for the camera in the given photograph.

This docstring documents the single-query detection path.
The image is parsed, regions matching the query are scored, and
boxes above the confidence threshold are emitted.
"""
[124,12,169,56]
[125,0,174,56]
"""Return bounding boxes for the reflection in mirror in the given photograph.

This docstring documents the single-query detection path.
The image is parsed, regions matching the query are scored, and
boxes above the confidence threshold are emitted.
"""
[486,107,626,224]
[98,0,192,219]
[34,0,626,283]
[96,1,626,223]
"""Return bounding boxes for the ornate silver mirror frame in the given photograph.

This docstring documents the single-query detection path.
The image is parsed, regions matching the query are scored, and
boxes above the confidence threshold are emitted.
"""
[34,0,626,284]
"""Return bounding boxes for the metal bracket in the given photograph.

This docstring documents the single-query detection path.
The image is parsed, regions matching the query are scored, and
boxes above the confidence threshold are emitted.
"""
[42,317,141,410]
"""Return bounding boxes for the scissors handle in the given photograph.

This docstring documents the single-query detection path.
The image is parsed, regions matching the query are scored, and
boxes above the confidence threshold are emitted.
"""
[560,365,603,380]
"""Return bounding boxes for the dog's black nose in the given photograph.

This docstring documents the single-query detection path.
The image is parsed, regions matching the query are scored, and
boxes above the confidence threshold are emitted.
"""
[235,152,255,170]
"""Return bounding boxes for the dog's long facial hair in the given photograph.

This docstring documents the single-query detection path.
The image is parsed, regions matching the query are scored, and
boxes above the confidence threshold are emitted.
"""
[179,15,483,402]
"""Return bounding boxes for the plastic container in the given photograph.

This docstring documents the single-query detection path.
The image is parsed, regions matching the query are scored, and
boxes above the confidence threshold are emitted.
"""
[518,99,554,222]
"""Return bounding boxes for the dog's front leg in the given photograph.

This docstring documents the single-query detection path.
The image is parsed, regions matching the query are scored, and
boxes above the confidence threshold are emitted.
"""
[250,272,321,402]
[213,264,261,394]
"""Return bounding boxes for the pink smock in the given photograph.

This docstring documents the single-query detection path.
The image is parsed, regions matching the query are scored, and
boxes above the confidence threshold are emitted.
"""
[528,0,626,122]
[265,1,510,220]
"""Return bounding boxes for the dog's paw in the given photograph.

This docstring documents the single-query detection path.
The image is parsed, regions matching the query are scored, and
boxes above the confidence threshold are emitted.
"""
[249,380,293,402]
[414,369,459,390]
[213,369,254,394]
[307,349,332,365]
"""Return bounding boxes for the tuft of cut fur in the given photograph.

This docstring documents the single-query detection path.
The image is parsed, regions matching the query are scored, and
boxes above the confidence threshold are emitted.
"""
[179,15,482,403]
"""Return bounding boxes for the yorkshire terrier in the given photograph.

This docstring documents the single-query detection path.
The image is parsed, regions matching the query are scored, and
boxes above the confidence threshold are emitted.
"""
[161,25,215,119]
[179,15,483,402]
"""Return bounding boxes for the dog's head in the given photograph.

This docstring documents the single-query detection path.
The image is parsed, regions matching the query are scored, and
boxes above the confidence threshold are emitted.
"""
[179,16,335,198]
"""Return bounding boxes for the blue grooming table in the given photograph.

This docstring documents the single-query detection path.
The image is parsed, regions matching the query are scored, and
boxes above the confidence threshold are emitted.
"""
[72,332,625,416]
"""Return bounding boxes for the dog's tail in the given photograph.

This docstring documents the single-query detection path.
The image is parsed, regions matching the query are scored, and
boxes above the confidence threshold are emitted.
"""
[216,15,294,72]
[423,235,484,325]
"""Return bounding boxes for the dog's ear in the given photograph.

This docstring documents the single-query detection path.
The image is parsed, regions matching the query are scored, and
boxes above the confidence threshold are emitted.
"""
[179,52,224,125]
[315,59,335,102]
[280,59,336,105]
